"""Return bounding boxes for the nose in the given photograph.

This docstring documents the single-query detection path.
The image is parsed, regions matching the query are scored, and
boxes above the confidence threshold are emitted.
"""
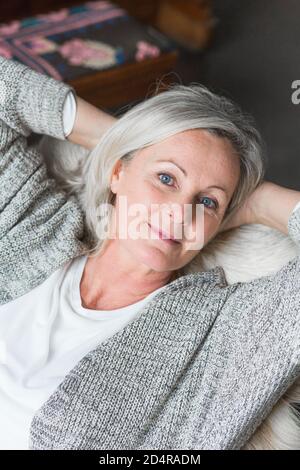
[165,199,199,225]
[166,203,185,223]
[152,202,186,242]
[162,199,205,245]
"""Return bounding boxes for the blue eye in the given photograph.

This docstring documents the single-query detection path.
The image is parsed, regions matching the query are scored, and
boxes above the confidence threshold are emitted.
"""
[158,173,218,210]
[158,173,174,185]
[199,196,218,210]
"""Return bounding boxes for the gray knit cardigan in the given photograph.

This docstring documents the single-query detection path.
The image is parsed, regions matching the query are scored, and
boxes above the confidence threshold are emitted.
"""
[0,57,300,450]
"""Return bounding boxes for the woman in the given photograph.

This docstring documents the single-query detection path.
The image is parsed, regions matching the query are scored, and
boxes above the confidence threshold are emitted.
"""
[0,56,299,450]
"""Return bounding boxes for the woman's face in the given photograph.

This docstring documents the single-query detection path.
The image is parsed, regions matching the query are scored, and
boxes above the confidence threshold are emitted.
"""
[109,129,240,274]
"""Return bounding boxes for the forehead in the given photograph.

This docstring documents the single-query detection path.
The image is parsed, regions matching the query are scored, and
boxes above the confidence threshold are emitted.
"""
[139,129,240,191]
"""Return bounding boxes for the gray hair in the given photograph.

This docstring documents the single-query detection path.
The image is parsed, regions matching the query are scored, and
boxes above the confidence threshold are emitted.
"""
[44,82,267,271]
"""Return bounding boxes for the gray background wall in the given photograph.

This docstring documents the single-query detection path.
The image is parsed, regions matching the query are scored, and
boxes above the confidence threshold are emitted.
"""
[173,0,300,190]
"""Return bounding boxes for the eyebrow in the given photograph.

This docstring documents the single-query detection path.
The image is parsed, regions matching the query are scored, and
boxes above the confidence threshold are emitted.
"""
[156,159,229,196]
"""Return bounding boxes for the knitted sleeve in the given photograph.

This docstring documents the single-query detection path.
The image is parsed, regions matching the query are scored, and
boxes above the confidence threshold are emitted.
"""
[0,57,87,304]
[193,201,300,449]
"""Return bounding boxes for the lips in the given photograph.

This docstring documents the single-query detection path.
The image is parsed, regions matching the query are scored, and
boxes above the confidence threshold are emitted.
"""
[147,223,181,244]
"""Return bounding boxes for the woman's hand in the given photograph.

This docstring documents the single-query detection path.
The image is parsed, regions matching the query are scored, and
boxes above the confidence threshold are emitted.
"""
[219,180,300,235]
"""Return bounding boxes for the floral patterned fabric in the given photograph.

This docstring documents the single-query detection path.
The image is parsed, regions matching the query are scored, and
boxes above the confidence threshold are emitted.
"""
[0,0,176,81]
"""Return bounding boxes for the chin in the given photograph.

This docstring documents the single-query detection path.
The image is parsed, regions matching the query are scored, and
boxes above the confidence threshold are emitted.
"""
[129,238,176,273]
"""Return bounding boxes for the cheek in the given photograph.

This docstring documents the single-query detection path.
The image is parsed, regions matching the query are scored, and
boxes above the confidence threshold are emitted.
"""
[121,175,153,202]
[115,178,161,230]
[185,213,220,249]
[126,178,167,216]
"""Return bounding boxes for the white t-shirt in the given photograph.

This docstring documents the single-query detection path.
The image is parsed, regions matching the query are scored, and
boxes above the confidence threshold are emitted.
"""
[0,254,165,450]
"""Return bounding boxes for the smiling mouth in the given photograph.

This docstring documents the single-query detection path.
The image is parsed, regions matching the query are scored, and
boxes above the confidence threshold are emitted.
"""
[147,223,181,245]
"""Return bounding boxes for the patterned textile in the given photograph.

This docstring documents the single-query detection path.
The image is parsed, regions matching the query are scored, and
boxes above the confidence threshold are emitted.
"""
[0,0,176,81]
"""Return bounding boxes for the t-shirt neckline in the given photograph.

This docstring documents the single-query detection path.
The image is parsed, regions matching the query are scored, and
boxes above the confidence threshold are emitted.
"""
[70,255,165,320]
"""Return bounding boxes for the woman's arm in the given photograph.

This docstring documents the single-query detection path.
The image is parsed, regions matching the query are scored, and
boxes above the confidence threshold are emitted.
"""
[251,181,300,235]
[0,56,74,217]
[193,189,300,449]
[219,180,300,235]
[66,95,117,150]
[0,57,88,304]
[0,57,72,151]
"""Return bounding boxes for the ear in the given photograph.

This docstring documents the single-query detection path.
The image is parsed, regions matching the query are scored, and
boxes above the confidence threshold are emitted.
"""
[110,159,125,194]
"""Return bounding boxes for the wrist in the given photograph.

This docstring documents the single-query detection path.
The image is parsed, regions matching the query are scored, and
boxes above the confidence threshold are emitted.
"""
[67,96,117,150]
[254,181,300,234]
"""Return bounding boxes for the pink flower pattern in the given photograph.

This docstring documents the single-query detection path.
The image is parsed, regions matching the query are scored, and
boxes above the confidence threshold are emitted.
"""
[58,38,117,69]
[0,20,20,36]
[26,37,57,55]
[135,40,160,61]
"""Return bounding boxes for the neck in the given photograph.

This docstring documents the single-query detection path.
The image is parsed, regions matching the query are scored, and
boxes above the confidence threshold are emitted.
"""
[79,241,178,310]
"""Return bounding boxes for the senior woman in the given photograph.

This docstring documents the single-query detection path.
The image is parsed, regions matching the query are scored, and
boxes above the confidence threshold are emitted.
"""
[0,57,299,450]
